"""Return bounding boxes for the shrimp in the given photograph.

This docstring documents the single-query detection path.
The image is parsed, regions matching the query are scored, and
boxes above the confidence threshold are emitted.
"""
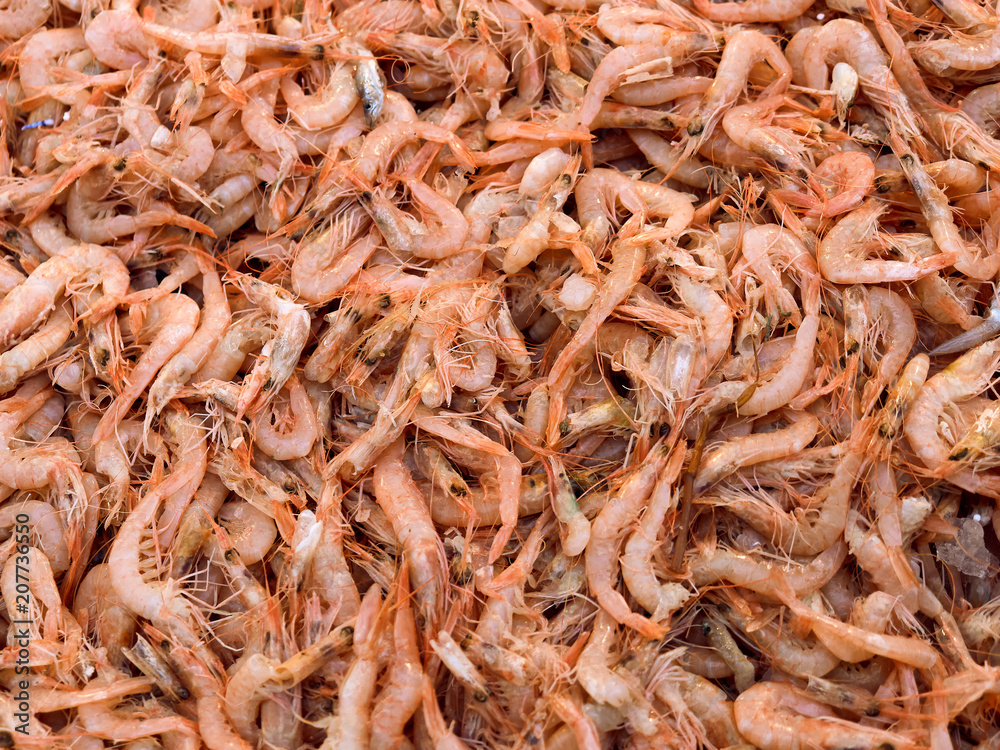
[686,31,791,144]
[904,336,1000,499]
[236,277,311,415]
[170,646,252,750]
[722,96,812,181]
[291,218,379,303]
[893,134,1000,281]
[546,239,646,443]
[0,243,127,350]
[252,376,318,460]
[280,62,359,131]
[802,19,920,138]
[145,268,231,428]
[773,151,875,218]
[92,294,200,446]
[74,564,136,669]
[321,586,382,750]
[372,438,447,621]
[861,287,917,410]
[691,541,847,599]
[695,411,820,492]
[911,25,1000,75]
[0,0,52,38]
[585,446,669,639]
[106,411,209,647]
[734,682,920,750]
[65,185,213,245]
[576,34,717,135]
[370,571,424,749]
[363,179,470,260]
[577,609,660,734]
[818,200,954,283]
[0,302,73,395]
[621,442,691,622]
[421,677,472,750]
[723,435,867,555]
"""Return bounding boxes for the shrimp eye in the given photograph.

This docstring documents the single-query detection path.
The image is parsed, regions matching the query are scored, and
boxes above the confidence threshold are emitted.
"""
[0,731,13,749]
[3,229,17,243]
[378,294,391,308]
[950,448,969,461]
[359,190,373,204]
[527,477,536,488]
[559,419,570,437]
[263,378,274,391]
[113,157,128,171]
[701,621,712,636]
[525,734,539,745]
[474,689,490,702]
[311,44,326,61]
[177,687,191,700]
[224,549,238,563]
[865,707,880,717]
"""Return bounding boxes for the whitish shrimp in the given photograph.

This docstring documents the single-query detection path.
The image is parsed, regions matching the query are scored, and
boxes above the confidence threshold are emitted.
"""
[695,412,820,492]
[0,303,73,396]
[802,19,920,138]
[0,499,68,574]
[586,447,669,639]
[363,179,470,260]
[252,376,318,460]
[0,383,85,496]
[911,24,1000,75]
[690,541,847,599]
[212,501,277,566]
[280,62,359,131]
[321,587,382,750]
[370,572,424,749]
[576,34,717,136]
[904,336,1000,499]
[734,682,919,750]
[577,609,659,734]
[686,31,791,144]
[372,438,448,621]
[621,443,691,622]
[236,277,311,415]
[0,0,52,38]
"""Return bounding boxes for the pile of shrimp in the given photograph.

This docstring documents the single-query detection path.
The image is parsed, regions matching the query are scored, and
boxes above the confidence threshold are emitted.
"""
[8,0,1000,747]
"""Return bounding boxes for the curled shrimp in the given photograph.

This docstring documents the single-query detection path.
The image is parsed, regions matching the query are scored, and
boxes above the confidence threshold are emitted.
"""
[734,682,920,750]
[773,151,875,218]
